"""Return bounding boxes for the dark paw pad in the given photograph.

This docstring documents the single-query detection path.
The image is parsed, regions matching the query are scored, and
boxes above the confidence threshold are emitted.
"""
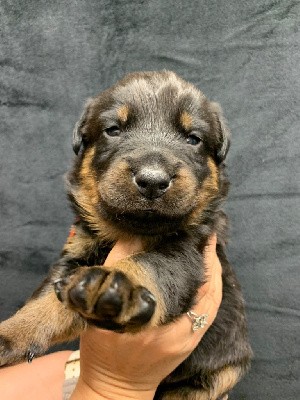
[94,272,127,318]
[68,268,107,311]
[53,267,108,313]
[128,287,156,325]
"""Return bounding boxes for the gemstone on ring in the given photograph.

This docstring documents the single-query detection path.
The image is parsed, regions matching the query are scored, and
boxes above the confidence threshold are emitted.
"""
[187,311,209,331]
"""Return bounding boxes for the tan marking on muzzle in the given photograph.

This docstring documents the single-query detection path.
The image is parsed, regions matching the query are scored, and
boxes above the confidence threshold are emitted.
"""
[186,157,219,226]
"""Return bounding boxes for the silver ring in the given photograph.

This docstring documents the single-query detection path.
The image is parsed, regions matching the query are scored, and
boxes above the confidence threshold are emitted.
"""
[187,311,209,331]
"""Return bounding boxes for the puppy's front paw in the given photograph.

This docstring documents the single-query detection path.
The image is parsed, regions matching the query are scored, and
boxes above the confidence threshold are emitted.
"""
[54,267,156,331]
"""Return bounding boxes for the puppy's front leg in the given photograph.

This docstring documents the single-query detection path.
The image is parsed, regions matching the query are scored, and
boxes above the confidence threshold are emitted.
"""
[54,260,164,332]
[54,238,202,331]
[0,270,86,366]
[0,257,161,366]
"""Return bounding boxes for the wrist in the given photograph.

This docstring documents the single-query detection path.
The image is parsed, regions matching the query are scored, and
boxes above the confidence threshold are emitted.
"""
[70,376,156,400]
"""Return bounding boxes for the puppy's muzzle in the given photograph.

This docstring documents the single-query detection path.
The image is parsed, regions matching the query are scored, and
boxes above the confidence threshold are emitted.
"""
[133,166,171,199]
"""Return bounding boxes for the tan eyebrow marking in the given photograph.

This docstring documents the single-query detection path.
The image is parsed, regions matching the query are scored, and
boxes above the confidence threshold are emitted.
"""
[180,111,193,131]
[117,105,129,123]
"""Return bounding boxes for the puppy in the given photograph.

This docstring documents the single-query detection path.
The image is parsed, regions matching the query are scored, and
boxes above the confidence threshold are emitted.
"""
[0,71,252,399]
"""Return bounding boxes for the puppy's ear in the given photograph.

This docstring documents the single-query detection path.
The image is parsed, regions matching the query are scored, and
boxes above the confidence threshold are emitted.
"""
[210,102,231,163]
[73,98,93,155]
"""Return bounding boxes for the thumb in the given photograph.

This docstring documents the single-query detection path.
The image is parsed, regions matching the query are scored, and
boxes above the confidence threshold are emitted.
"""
[104,237,144,267]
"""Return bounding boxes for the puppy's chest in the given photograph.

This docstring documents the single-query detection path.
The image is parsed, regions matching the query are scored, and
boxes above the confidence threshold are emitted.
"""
[64,224,203,286]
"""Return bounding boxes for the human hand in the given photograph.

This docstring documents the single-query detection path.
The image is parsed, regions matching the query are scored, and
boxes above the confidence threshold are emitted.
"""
[70,235,222,400]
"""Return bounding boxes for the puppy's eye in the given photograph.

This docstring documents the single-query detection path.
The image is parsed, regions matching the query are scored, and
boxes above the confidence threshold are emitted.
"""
[104,126,121,137]
[186,134,201,145]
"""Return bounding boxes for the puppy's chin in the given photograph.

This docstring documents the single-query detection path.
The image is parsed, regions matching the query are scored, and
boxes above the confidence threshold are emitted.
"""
[99,202,185,236]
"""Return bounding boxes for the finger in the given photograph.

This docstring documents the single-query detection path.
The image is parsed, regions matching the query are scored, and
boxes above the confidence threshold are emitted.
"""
[199,241,223,309]
[203,233,219,278]
[198,233,220,298]
[203,233,217,263]
[104,237,144,266]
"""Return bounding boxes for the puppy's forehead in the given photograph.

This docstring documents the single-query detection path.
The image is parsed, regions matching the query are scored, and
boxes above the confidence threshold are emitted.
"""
[110,72,207,116]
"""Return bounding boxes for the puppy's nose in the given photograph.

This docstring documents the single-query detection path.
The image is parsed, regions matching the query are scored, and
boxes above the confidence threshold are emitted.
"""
[134,167,171,199]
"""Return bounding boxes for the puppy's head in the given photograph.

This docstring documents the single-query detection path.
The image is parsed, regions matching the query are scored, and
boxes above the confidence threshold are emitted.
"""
[68,71,230,239]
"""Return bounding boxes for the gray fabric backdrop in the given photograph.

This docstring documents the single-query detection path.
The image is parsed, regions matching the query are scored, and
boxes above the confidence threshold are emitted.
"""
[0,1,299,398]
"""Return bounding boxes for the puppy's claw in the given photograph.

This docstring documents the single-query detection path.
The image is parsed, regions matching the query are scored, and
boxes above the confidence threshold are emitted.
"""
[53,278,68,302]
[26,350,35,363]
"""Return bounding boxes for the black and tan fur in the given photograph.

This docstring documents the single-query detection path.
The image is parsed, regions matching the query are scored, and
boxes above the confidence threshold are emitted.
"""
[0,71,252,399]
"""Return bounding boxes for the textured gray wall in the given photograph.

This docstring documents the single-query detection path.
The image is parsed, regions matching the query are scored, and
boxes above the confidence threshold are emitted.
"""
[0,1,299,398]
